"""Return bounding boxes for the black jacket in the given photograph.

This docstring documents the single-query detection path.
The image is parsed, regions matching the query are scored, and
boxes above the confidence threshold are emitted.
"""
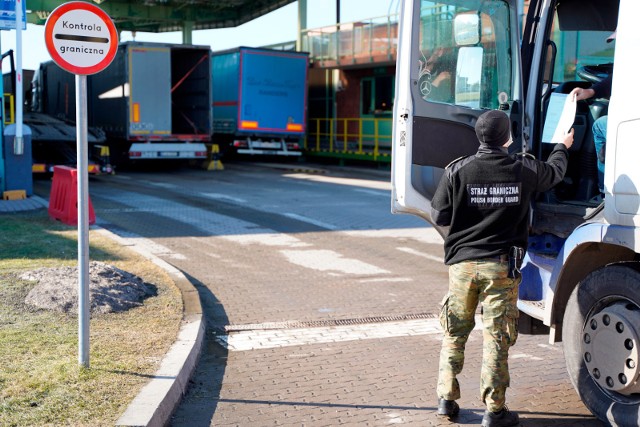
[592,74,612,99]
[430,143,569,265]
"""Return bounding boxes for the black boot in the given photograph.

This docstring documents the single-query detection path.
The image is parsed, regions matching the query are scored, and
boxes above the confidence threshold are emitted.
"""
[437,398,459,418]
[481,407,520,427]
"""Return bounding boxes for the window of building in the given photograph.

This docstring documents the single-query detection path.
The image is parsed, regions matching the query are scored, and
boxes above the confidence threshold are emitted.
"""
[361,75,394,116]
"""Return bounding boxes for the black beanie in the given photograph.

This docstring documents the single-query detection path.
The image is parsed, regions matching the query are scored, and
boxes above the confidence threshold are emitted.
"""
[475,110,511,147]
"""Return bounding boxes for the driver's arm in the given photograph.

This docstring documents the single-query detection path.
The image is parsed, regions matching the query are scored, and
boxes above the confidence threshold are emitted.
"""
[571,74,613,101]
[571,86,595,101]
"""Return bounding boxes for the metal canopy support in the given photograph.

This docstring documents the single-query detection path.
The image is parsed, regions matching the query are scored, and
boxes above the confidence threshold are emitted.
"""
[182,20,193,44]
[297,0,307,51]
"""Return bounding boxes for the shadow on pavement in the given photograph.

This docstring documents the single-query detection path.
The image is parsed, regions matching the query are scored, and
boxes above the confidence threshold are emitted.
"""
[170,273,229,427]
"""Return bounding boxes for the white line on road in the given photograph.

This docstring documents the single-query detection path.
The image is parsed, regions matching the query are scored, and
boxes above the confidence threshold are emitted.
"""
[342,228,444,245]
[396,246,443,263]
[358,277,413,283]
[217,316,482,351]
[201,193,248,204]
[280,249,389,275]
[511,353,544,361]
[286,173,391,190]
[145,181,178,189]
[352,188,389,197]
[94,222,187,259]
[221,233,311,248]
[283,212,339,230]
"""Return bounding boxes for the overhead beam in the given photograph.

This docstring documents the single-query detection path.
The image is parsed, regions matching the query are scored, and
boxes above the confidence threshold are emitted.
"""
[26,0,296,33]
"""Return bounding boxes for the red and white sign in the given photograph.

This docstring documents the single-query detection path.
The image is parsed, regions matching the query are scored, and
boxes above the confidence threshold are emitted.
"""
[44,2,118,75]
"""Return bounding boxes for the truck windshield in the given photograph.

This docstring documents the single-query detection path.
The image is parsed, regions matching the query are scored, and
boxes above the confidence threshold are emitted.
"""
[549,12,615,84]
[418,0,512,109]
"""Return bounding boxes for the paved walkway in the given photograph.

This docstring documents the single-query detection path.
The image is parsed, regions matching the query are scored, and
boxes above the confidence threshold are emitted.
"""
[0,195,48,213]
[29,167,605,426]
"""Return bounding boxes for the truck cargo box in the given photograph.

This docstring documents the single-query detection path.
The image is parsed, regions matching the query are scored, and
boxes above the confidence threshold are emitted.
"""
[211,47,308,155]
[37,42,212,163]
[93,42,211,141]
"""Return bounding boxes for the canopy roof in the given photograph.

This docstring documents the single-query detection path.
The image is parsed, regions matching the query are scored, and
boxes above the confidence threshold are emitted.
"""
[26,0,296,33]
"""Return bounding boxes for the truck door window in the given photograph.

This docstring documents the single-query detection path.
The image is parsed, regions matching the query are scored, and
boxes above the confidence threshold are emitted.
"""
[418,0,512,109]
[547,12,615,85]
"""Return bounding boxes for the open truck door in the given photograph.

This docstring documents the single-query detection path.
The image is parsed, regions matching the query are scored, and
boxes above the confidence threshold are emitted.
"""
[392,0,523,235]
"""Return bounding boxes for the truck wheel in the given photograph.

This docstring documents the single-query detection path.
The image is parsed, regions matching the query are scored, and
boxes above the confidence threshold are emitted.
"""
[563,265,640,426]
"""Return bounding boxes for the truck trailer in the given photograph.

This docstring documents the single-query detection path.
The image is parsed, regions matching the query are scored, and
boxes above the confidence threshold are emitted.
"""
[391,0,640,424]
[211,47,308,156]
[2,50,108,175]
[32,41,212,165]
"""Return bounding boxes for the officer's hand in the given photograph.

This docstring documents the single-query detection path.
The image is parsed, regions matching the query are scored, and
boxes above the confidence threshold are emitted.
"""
[562,128,574,149]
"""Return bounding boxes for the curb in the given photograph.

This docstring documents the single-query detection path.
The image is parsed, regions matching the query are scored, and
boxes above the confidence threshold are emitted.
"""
[94,228,205,427]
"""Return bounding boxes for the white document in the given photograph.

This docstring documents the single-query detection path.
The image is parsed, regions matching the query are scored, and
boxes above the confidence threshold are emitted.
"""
[542,93,577,144]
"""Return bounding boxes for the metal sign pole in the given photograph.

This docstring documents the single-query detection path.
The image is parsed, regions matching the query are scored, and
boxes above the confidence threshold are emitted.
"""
[0,35,4,193]
[14,0,23,155]
[76,74,90,368]
[45,1,118,368]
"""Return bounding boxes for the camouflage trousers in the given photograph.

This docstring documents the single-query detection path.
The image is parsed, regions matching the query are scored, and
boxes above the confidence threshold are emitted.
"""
[436,258,520,412]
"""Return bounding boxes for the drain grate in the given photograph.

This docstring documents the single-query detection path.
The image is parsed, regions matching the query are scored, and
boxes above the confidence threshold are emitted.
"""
[223,312,438,333]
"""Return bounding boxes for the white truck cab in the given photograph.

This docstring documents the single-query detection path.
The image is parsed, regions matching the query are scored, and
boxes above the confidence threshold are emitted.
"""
[391,0,640,424]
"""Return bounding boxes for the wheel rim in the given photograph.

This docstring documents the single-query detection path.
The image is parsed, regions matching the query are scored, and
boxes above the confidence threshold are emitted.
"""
[583,300,640,395]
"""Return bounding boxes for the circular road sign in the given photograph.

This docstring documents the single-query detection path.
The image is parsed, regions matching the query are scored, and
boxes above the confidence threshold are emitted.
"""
[44,2,118,75]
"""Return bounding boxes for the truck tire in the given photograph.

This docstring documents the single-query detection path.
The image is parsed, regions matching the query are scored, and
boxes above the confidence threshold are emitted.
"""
[563,265,640,426]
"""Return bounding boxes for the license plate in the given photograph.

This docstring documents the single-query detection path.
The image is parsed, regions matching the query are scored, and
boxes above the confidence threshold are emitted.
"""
[252,141,281,149]
[159,151,179,157]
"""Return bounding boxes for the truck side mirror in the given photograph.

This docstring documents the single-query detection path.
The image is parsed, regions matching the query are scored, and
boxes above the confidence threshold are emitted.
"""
[454,13,480,46]
[455,46,484,108]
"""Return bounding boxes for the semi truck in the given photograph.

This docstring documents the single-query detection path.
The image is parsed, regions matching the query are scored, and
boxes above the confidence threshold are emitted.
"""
[32,41,212,165]
[211,47,308,156]
[391,0,639,424]
[2,50,108,175]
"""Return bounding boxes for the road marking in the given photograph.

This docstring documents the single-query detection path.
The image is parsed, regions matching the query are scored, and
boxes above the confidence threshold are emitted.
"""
[222,233,311,248]
[387,413,404,424]
[202,193,248,204]
[511,353,544,361]
[353,188,389,197]
[283,212,339,230]
[343,227,444,245]
[396,246,443,263]
[94,222,186,259]
[217,316,482,351]
[537,343,561,352]
[286,173,391,190]
[280,249,389,275]
[145,181,178,189]
[358,277,413,283]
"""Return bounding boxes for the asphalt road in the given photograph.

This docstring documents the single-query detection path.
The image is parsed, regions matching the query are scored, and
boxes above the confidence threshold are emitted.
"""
[35,161,603,426]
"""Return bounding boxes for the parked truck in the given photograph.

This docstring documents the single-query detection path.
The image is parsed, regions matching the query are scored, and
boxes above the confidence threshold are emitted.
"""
[211,47,308,156]
[392,0,639,424]
[32,41,212,165]
[2,50,109,175]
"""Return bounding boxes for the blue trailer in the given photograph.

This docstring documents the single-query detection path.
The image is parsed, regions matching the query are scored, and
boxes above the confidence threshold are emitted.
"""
[211,47,308,156]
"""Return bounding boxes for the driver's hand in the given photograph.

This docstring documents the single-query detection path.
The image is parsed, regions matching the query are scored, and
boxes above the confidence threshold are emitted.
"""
[561,128,575,149]
[570,87,595,101]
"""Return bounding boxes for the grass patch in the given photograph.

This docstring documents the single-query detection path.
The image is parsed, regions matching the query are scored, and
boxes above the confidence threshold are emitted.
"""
[0,211,183,426]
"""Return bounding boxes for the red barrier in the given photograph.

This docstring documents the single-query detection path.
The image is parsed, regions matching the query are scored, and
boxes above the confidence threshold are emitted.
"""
[48,166,96,226]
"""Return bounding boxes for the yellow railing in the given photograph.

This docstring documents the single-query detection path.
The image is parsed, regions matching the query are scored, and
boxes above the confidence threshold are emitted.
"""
[305,117,392,160]
[3,93,15,125]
